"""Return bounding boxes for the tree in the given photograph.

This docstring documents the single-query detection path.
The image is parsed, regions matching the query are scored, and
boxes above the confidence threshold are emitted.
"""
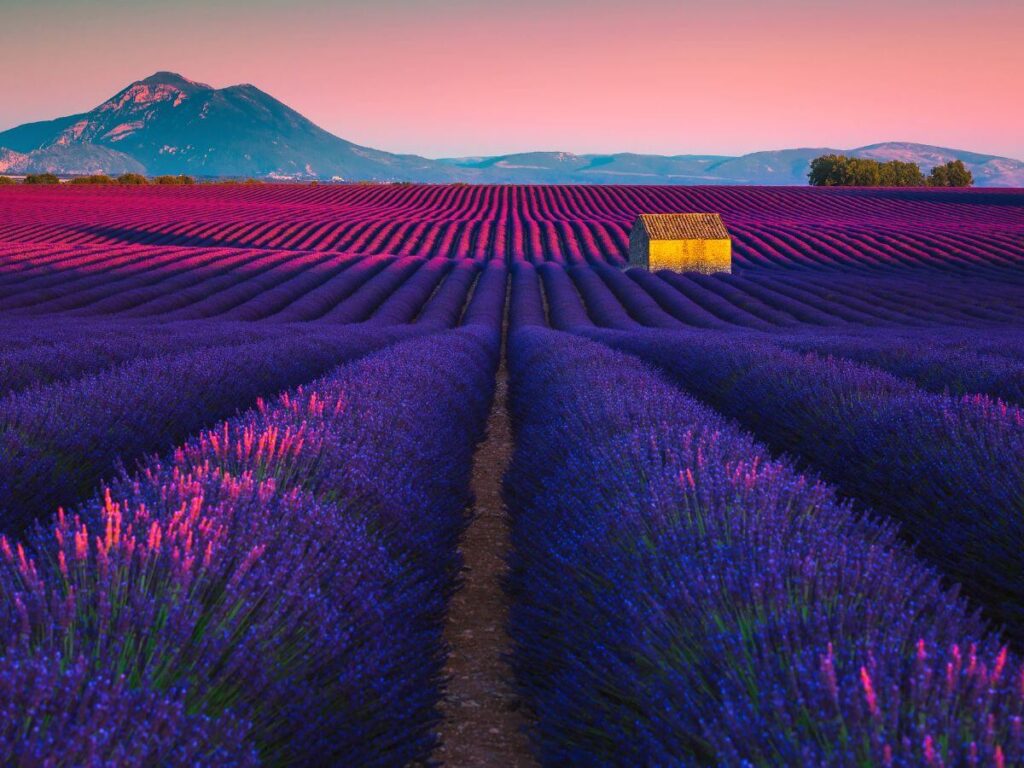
[23,173,60,185]
[808,155,850,186]
[928,160,973,187]
[810,154,929,187]
[878,160,925,187]
[117,173,149,185]
[0,176,15,186]
[845,158,882,186]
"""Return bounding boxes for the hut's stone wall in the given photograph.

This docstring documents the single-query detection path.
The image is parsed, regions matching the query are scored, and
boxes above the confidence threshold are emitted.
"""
[628,225,650,268]
[648,238,732,273]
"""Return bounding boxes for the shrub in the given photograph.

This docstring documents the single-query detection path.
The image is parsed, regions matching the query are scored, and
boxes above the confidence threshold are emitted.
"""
[69,174,114,185]
[22,173,60,185]
[116,173,148,185]
[153,174,195,185]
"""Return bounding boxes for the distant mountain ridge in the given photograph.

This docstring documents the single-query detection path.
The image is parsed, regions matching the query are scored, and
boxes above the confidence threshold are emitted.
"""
[1,72,1021,186]
[439,144,1024,187]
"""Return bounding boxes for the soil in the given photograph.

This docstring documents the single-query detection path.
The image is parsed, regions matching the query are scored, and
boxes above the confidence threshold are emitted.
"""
[434,369,536,767]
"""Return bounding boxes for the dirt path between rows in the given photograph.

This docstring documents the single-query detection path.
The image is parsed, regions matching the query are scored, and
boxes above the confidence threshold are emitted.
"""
[434,368,536,767]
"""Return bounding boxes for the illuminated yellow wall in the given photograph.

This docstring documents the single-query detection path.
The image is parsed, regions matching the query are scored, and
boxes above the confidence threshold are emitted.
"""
[647,238,732,273]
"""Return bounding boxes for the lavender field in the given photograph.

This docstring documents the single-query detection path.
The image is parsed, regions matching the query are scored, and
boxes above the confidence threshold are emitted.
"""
[1,183,1023,766]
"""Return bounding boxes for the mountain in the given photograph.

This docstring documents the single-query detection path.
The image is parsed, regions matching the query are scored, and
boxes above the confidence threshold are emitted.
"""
[850,142,1024,187]
[0,72,456,181]
[445,152,738,183]
[440,145,1024,187]
[0,144,145,176]
[1,72,1021,186]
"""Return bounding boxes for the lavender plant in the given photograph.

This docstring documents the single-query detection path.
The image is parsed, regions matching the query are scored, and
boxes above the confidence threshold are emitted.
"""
[773,331,1024,405]
[0,321,295,397]
[505,327,1024,766]
[0,650,258,767]
[592,328,1024,639]
[1,327,498,765]
[0,326,412,533]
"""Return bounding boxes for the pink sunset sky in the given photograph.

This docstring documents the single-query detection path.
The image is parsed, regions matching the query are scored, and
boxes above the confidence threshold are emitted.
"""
[1,0,1022,159]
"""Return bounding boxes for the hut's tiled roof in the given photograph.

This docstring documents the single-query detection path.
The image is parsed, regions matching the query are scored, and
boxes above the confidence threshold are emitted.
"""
[635,213,730,240]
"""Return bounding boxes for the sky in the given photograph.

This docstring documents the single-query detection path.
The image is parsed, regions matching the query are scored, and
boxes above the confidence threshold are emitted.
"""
[0,0,1021,159]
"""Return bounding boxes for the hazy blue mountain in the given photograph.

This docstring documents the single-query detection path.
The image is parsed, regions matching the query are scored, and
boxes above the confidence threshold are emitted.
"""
[849,142,1024,187]
[1,73,1021,186]
[441,145,1024,186]
[0,113,90,154]
[0,72,456,181]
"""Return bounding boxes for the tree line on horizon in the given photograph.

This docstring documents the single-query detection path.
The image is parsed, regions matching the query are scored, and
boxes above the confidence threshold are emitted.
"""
[0,161,978,188]
[0,174,290,187]
[8,173,197,186]
[808,155,974,187]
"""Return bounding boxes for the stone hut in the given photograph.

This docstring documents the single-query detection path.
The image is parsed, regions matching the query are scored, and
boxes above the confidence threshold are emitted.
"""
[627,213,732,273]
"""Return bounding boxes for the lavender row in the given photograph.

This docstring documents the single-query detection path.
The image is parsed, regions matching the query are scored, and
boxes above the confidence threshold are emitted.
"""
[371,256,452,324]
[416,260,480,328]
[139,253,334,321]
[658,271,777,329]
[461,261,508,330]
[772,331,1024,405]
[268,255,392,322]
[563,267,1024,333]
[567,264,637,330]
[34,251,295,318]
[624,269,728,328]
[215,256,358,321]
[769,324,1024,362]
[0,326,414,534]
[319,257,424,323]
[505,327,1023,766]
[721,273,848,326]
[0,327,498,765]
[0,317,181,352]
[0,320,298,397]
[537,262,593,330]
[592,328,1024,639]
[510,262,546,328]
[0,246,216,311]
